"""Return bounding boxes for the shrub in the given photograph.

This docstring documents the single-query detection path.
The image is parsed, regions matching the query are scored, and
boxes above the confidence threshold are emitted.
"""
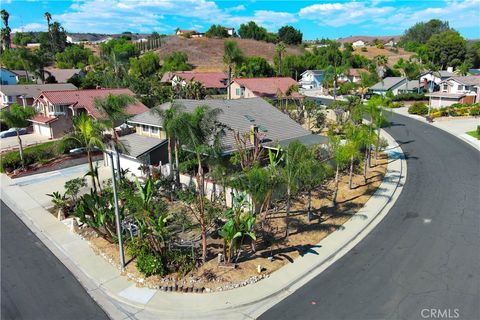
[136,252,166,277]
[388,101,404,108]
[469,107,480,116]
[477,125,480,136]
[0,141,61,172]
[408,102,428,115]
[392,92,426,101]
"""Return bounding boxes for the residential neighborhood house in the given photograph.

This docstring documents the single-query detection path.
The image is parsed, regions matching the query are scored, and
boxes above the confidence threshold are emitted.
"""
[116,98,327,176]
[337,68,368,84]
[0,83,78,110]
[299,70,325,90]
[40,68,86,84]
[419,68,456,92]
[369,77,421,96]
[230,77,300,99]
[167,71,228,93]
[427,76,480,108]
[352,40,366,48]
[0,68,19,85]
[31,88,148,139]
[175,29,205,38]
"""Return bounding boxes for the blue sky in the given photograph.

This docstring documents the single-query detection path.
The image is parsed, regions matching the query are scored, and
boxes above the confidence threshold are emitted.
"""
[3,0,480,40]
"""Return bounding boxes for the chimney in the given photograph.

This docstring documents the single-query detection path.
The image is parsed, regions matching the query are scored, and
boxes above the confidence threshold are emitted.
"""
[447,66,453,73]
[250,124,259,146]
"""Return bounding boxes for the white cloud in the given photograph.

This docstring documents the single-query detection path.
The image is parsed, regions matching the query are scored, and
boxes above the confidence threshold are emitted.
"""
[12,22,45,32]
[299,0,480,32]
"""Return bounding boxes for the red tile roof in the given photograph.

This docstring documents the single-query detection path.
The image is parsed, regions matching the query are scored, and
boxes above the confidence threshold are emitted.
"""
[37,88,149,119]
[233,77,301,97]
[174,71,227,89]
[349,68,368,77]
[30,114,58,124]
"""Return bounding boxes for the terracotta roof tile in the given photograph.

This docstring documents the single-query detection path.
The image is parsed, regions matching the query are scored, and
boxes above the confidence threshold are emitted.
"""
[174,71,227,89]
[30,114,58,124]
[37,88,149,119]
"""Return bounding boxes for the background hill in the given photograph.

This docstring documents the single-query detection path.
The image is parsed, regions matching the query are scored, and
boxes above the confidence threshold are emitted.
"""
[152,36,304,71]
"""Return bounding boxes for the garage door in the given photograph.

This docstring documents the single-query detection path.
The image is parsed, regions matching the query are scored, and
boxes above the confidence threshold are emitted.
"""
[34,123,51,137]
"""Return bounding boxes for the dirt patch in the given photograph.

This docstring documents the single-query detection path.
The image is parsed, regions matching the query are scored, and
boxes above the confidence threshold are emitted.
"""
[74,155,388,292]
[353,46,414,66]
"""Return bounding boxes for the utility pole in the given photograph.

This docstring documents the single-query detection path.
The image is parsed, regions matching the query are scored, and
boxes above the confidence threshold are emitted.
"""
[109,151,125,269]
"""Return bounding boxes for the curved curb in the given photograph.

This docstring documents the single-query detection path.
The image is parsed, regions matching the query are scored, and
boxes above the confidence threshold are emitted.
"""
[0,129,406,320]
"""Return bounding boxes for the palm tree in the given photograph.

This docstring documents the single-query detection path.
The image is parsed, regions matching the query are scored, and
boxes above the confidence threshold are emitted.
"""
[373,55,388,79]
[455,61,472,76]
[1,9,11,51]
[223,40,244,100]
[329,134,350,206]
[344,123,364,189]
[44,12,53,52]
[0,104,35,169]
[283,140,306,239]
[93,94,135,179]
[299,148,326,221]
[181,105,226,262]
[275,42,286,76]
[61,113,105,192]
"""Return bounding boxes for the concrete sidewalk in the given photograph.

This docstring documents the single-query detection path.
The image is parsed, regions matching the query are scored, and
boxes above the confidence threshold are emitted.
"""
[388,107,480,151]
[0,130,406,320]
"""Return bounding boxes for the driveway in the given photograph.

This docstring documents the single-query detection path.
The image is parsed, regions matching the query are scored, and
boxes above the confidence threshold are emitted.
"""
[0,133,52,152]
[261,112,480,320]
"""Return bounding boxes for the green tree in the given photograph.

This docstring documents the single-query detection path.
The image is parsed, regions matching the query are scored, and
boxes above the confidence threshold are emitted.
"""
[205,24,229,38]
[12,32,33,46]
[275,42,286,76]
[238,21,276,43]
[161,51,192,72]
[299,148,327,221]
[455,61,473,76]
[60,113,105,192]
[55,44,93,68]
[400,19,451,45]
[239,56,274,77]
[223,40,244,99]
[129,51,160,78]
[277,25,302,45]
[100,38,140,61]
[93,94,135,179]
[427,30,466,69]
[329,134,351,206]
[46,21,67,54]
[0,104,35,169]
[1,9,11,51]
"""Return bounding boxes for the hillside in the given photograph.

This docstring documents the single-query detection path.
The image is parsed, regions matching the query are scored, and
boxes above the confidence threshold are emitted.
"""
[353,46,414,66]
[153,36,304,71]
[337,35,401,44]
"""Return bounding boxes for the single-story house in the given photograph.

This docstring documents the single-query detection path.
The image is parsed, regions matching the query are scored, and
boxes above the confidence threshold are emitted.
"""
[230,77,301,99]
[115,98,328,177]
[30,88,148,139]
[0,68,18,85]
[419,69,456,92]
[427,76,480,108]
[226,27,235,36]
[169,71,228,92]
[337,68,368,84]
[369,77,421,96]
[0,83,78,110]
[176,29,204,38]
[352,40,366,48]
[11,70,39,83]
[299,70,325,90]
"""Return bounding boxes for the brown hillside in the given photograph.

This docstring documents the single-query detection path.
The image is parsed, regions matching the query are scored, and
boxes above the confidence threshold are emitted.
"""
[154,36,304,71]
[353,46,414,66]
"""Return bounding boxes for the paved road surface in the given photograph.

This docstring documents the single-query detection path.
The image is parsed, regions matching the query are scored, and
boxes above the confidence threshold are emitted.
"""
[1,201,110,320]
[261,113,480,320]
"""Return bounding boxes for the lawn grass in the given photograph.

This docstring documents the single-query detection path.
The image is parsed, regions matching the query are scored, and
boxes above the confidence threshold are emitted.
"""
[466,131,480,140]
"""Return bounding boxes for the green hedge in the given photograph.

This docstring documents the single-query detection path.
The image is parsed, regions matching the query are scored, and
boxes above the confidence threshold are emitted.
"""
[0,141,76,173]
[408,102,429,115]
[392,92,426,101]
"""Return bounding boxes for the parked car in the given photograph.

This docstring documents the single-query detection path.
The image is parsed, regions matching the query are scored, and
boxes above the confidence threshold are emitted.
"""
[0,128,27,138]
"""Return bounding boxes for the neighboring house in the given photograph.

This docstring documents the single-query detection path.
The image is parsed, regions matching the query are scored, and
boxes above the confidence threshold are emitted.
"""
[0,83,78,110]
[115,98,328,177]
[0,68,18,85]
[419,68,456,92]
[176,29,204,38]
[468,69,480,76]
[369,77,420,96]
[11,70,38,83]
[230,77,300,99]
[170,71,228,92]
[30,88,148,139]
[40,68,85,83]
[337,68,368,84]
[299,70,325,90]
[427,76,480,108]
[384,40,396,47]
[352,40,366,48]
[226,27,235,36]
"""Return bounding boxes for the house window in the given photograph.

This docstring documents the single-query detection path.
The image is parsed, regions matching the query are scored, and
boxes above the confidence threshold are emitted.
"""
[151,126,159,134]
[142,125,149,133]
[442,84,448,91]
[458,85,464,91]
[236,88,241,96]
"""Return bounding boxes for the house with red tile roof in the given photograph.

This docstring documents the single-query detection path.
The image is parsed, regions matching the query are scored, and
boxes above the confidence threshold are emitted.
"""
[230,77,301,99]
[30,88,148,139]
[167,71,228,92]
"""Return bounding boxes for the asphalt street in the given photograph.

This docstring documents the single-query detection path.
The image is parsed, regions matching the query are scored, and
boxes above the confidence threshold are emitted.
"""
[261,113,480,320]
[0,200,110,320]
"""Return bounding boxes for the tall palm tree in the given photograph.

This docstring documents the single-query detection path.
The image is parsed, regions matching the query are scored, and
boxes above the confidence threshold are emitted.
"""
[0,104,35,169]
[455,61,472,76]
[44,12,53,52]
[61,113,105,192]
[1,9,11,51]
[181,105,225,262]
[93,94,135,178]
[275,42,286,76]
[374,55,388,79]
[223,40,244,100]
